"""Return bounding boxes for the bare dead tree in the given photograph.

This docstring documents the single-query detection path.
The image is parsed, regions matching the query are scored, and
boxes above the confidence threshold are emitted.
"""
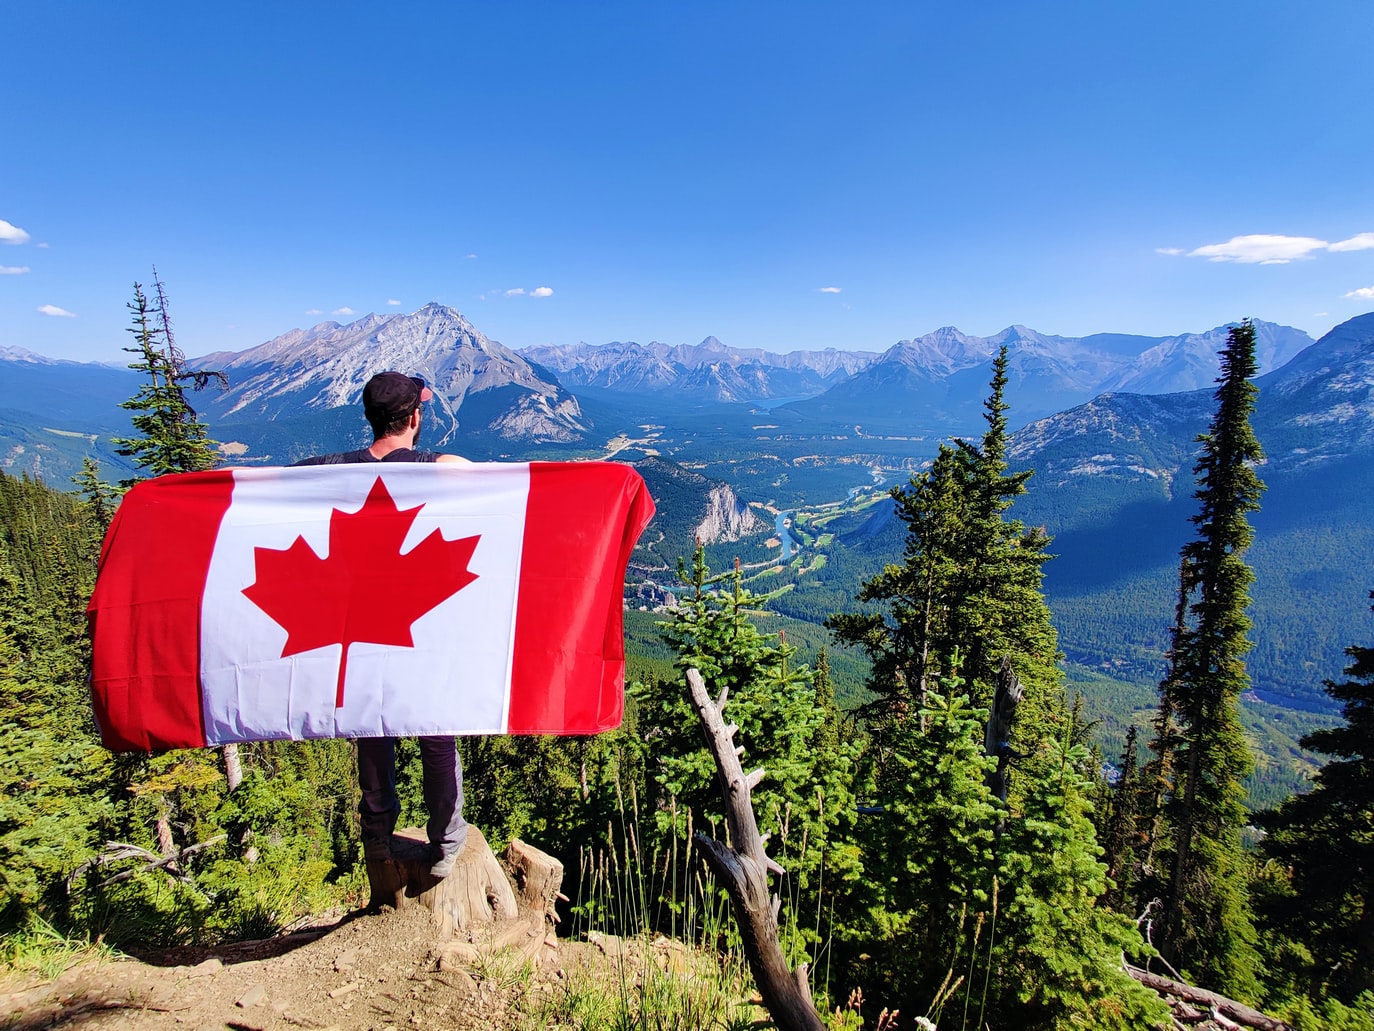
[686,667,828,1031]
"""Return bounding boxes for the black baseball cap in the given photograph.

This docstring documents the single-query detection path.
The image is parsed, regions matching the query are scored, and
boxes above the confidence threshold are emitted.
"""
[363,372,433,423]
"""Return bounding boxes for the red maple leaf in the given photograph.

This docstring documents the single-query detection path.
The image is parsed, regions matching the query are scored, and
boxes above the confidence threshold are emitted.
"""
[242,477,480,707]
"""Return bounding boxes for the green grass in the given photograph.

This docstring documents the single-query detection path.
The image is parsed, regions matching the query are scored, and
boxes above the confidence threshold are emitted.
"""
[0,914,120,982]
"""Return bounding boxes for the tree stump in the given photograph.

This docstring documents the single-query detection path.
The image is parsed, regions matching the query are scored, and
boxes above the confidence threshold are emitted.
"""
[502,839,565,921]
[364,828,566,974]
[365,826,518,940]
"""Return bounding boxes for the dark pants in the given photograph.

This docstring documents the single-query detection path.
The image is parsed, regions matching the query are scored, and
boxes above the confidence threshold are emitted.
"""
[357,736,467,861]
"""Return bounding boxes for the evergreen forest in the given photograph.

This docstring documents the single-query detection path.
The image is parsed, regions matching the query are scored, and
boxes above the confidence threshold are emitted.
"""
[2,296,1373,1031]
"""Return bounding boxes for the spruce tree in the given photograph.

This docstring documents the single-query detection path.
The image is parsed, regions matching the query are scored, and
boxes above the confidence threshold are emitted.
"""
[1147,319,1264,997]
[633,547,861,953]
[110,280,220,482]
[1257,592,1374,1006]
[829,346,1060,730]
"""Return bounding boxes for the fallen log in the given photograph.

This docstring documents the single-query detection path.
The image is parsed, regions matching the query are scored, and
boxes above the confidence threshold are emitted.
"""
[1124,960,1292,1031]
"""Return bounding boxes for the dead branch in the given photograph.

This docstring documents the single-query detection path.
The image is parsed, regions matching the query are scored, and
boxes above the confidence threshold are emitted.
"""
[1123,959,1292,1031]
[66,835,227,890]
[686,667,827,1031]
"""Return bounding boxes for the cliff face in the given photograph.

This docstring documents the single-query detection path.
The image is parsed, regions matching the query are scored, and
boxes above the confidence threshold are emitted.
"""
[694,484,764,543]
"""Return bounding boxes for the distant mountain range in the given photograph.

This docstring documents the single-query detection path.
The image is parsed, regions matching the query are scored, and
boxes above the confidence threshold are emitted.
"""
[521,337,879,402]
[780,321,1314,431]
[3,305,1319,479]
[522,322,1314,423]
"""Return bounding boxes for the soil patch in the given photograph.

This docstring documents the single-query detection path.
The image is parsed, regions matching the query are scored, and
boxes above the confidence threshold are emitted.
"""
[1,906,614,1031]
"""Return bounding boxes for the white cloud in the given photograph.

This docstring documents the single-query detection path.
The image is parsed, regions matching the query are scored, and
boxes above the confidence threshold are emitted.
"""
[305,308,323,315]
[0,265,29,275]
[465,253,477,260]
[0,219,30,245]
[530,286,553,298]
[1329,232,1374,253]
[331,306,355,316]
[386,298,402,306]
[38,304,76,318]
[818,286,843,293]
[36,242,49,249]
[1189,234,1330,264]
[505,288,526,297]
[1155,247,1184,256]
[1344,286,1374,300]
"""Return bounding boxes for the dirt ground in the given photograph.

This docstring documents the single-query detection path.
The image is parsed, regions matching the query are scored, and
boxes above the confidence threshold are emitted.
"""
[1,905,611,1031]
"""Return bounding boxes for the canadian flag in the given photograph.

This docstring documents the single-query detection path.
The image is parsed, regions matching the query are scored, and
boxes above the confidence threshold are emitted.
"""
[88,461,655,751]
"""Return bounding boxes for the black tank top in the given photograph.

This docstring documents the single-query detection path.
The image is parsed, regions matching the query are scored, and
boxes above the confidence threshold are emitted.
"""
[292,448,441,466]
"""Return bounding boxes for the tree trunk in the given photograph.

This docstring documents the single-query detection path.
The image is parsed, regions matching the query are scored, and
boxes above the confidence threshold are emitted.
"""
[686,667,828,1031]
[222,742,243,791]
[984,655,1023,806]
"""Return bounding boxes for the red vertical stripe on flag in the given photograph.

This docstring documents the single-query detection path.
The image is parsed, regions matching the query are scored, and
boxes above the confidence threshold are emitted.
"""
[87,470,236,750]
[509,462,654,734]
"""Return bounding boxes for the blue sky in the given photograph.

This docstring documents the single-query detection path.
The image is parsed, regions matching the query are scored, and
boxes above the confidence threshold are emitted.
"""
[4,2,1373,362]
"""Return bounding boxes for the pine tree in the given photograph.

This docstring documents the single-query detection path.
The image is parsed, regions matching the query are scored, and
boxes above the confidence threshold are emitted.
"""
[1257,592,1374,1006]
[1147,319,1265,997]
[829,348,1059,730]
[1100,724,1144,910]
[110,279,220,482]
[989,727,1171,1030]
[632,547,861,954]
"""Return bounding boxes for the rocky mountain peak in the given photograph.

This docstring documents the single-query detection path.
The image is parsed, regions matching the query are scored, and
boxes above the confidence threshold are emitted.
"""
[197,304,587,446]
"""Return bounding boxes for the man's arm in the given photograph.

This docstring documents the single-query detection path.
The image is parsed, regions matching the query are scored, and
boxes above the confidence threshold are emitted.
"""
[436,454,470,464]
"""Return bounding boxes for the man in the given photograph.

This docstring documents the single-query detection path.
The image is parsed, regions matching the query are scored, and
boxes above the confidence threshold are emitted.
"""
[294,371,469,878]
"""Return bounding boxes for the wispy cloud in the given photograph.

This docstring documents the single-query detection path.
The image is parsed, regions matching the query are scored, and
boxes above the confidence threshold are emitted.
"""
[465,253,477,260]
[1189,234,1329,264]
[0,219,31,245]
[818,286,843,294]
[505,288,526,297]
[530,286,553,298]
[0,266,29,275]
[331,306,355,316]
[1330,232,1374,253]
[305,308,323,315]
[386,298,402,306]
[1344,286,1374,300]
[36,242,49,249]
[1160,231,1374,265]
[38,304,76,318]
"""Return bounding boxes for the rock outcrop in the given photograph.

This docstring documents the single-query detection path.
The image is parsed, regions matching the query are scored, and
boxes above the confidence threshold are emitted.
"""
[694,483,763,544]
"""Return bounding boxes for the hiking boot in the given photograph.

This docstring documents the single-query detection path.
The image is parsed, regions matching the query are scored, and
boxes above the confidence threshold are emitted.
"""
[429,850,458,879]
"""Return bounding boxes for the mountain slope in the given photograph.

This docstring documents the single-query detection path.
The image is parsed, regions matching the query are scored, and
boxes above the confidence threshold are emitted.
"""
[1003,313,1374,710]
